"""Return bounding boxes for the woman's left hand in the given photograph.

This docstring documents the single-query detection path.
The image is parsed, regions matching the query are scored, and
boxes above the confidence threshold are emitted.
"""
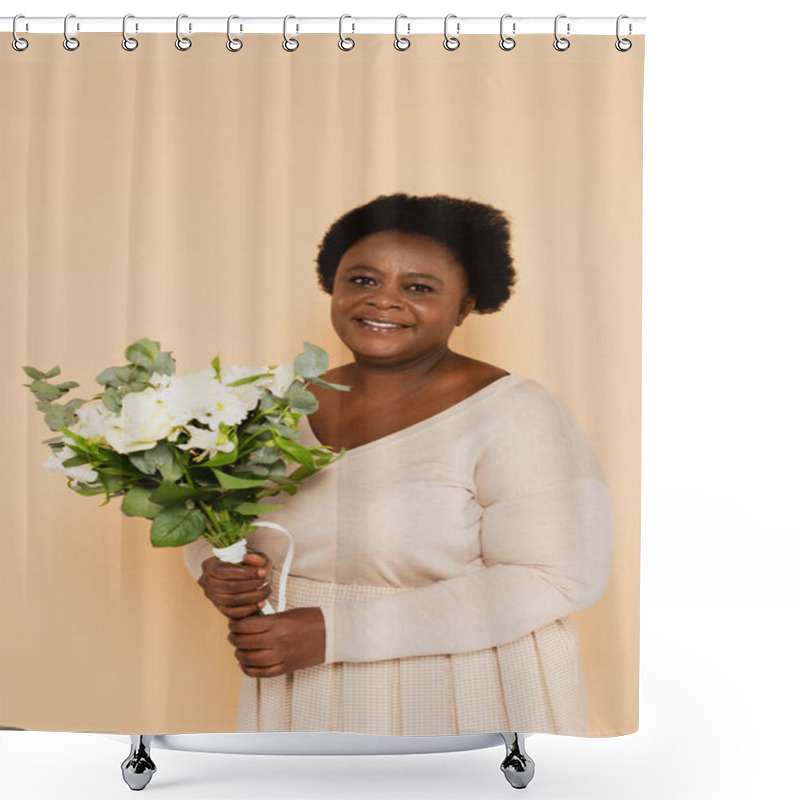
[227,606,326,677]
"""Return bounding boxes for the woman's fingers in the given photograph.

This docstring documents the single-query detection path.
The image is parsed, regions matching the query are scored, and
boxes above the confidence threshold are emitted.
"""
[210,584,272,608]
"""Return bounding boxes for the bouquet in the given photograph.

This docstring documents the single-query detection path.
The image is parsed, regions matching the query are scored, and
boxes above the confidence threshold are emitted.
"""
[22,337,350,614]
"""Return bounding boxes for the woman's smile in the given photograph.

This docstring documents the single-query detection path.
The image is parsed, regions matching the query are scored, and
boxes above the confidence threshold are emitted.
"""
[354,317,413,334]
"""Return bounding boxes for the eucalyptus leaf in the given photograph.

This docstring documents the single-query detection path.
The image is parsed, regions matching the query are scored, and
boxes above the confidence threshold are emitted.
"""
[151,351,176,375]
[44,404,70,431]
[30,380,62,402]
[125,338,161,367]
[285,383,319,414]
[306,375,353,392]
[96,366,121,387]
[293,341,328,379]
[102,387,121,412]
[22,365,48,381]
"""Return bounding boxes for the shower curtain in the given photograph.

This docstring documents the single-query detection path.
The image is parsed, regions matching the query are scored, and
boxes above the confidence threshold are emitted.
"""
[0,27,643,738]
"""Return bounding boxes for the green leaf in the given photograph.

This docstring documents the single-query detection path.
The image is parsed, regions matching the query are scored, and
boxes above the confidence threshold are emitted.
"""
[293,341,328,379]
[102,387,122,413]
[45,365,62,379]
[149,480,200,505]
[30,380,62,402]
[54,381,80,392]
[70,484,109,497]
[201,448,240,469]
[285,382,319,414]
[64,397,87,414]
[151,351,176,376]
[43,404,70,431]
[125,338,161,368]
[306,375,353,393]
[114,365,134,383]
[150,506,206,547]
[211,468,268,490]
[121,486,164,519]
[233,501,283,515]
[211,354,221,380]
[22,365,48,380]
[272,434,314,468]
[96,366,121,387]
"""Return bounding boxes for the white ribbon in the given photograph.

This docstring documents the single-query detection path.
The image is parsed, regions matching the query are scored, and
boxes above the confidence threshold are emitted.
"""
[211,520,294,615]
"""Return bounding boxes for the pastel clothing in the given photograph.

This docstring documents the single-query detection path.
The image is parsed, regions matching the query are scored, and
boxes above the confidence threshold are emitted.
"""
[183,372,615,735]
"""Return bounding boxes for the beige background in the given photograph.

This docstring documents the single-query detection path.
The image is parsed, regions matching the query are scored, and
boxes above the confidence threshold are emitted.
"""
[0,32,643,735]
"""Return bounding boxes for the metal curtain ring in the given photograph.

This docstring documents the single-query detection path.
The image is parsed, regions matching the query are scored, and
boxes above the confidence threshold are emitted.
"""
[176,14,192,51]
[283,15,299,51]
[12,14,29,51]
[499,14,516,50]
[227,15,243,52]
[443,14,460,51]
[339,14,355,51]
[553,14,570,51]
[394,14,411,50]
[122,14,138,51]
[615,14,632,51]
[63,13,80,51]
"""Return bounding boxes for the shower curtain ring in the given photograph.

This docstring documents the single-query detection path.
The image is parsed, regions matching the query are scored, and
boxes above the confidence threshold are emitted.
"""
[283,15,299,51]
[339,15,355,51]
[615,15,633,51]
[122,15,138,51]
[499,14,516,51]
[226,15,243,52]
[63,13,80,51]
[394,15,411,51]
[553,14,570,51]
[443,14,460,51]
[11,14,29,52]
[175,14,192,51]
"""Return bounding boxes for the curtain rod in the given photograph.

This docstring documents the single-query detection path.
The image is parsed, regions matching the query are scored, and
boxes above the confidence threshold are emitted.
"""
[1,16,646,36]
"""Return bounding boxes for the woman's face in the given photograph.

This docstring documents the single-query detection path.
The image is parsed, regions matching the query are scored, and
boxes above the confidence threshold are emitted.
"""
[330,230,476,366]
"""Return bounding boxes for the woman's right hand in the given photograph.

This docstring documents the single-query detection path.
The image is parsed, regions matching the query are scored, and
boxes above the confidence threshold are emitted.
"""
[197,550,274,619]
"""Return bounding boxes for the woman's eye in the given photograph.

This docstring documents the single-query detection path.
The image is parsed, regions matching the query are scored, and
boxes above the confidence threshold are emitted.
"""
[350,277,432,292]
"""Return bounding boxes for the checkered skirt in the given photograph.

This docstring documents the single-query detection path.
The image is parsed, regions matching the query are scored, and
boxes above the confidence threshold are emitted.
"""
[235,574,588,736]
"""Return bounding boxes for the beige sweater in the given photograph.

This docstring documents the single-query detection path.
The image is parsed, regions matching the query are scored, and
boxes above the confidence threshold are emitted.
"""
[183,372,615,665]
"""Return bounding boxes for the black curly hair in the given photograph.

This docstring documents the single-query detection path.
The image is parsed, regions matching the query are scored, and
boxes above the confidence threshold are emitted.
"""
[314,193,517,314]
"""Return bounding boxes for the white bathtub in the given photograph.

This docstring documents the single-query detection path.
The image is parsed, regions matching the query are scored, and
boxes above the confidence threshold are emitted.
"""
[103,731,511,755]
[104,731,536,789]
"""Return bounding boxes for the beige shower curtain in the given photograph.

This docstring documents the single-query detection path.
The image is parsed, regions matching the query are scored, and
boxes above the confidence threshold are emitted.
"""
[0,31,643,736]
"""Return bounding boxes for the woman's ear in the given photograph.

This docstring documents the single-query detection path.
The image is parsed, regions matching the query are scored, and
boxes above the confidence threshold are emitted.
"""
[456,295,477,325]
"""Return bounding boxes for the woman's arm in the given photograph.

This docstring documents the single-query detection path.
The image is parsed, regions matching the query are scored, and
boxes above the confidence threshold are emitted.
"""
[320,382,616,665]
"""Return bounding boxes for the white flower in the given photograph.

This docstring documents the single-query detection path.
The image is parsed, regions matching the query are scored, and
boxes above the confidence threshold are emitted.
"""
[175,424,236,461]
[43,442,98,485]
[154,368,233,431]
[148,372,174,389]
[222,364,272,412]
[264,362,296,398]
[72,401,115,445]
[104,387,177,454]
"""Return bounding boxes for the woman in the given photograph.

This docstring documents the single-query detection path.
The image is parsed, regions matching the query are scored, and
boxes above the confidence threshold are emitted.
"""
[183,192,615,736]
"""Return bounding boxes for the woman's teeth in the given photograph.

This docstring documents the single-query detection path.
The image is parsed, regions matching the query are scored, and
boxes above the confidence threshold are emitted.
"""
[358,319,407,332]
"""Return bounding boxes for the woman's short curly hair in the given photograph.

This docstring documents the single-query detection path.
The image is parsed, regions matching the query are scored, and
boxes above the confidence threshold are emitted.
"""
[314,193,517,314]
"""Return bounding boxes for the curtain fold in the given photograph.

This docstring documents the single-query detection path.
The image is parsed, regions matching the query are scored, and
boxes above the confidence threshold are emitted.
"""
[1,31,643,736]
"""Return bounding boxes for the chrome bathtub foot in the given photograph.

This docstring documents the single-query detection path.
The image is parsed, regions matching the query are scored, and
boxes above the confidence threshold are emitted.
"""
[121,735,157,791]
[500,732,535,789]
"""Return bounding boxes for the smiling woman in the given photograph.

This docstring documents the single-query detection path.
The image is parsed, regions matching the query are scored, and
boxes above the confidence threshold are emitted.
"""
[182,192,617,737]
